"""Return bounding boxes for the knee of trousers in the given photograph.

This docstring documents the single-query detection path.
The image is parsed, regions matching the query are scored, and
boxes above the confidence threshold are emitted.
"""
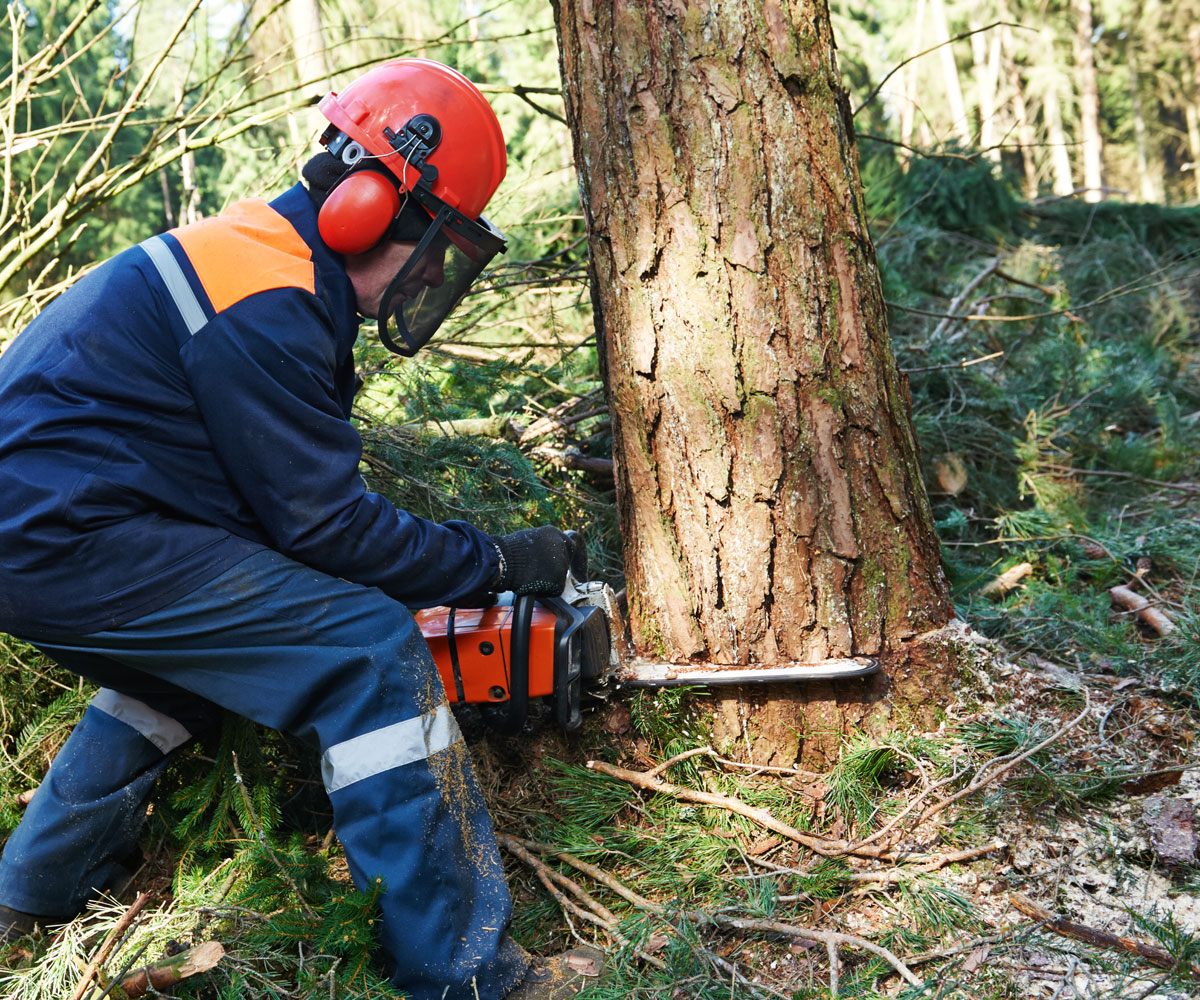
[290,607,451,757]
[46,695,191,805]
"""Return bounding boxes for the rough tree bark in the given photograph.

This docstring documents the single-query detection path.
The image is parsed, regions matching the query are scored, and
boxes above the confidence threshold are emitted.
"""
[552,0,955,766]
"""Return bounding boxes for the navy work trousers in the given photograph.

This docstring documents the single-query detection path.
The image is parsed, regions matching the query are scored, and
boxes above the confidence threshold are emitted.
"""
[0,549,528,1000]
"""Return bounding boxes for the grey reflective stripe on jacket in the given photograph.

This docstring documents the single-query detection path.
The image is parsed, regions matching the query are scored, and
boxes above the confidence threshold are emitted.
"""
[321,704,461,794]
[139,236,207,335]
[91,688,193,755]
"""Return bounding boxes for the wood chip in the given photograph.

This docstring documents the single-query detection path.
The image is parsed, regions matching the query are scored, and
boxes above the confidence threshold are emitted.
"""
[934,452,968,495]
[979,562,1033,597]
[563,946,604,977]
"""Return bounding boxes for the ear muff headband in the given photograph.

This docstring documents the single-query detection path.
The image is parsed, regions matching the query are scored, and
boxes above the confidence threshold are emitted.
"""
[317,170,401,256]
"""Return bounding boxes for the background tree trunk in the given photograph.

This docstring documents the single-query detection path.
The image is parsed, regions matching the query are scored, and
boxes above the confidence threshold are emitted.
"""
[1039,28,1076,197]
[930,0,972,146]
[552,0,954,765]
[1189,24,1200,200]
[1073,0,1104,201]
[970,21,1002,164]
[898,0,928,167]
[288,0,331,97]
[1000,18,1041,199]
[1128,38,1164,202]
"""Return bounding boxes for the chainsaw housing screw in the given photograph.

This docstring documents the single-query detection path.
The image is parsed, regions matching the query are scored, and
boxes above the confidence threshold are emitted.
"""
[479,641,494,655]
[488,686,505,700]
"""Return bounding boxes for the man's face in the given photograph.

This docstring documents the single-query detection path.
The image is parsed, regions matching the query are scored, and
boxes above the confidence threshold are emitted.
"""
[345,240,447,319]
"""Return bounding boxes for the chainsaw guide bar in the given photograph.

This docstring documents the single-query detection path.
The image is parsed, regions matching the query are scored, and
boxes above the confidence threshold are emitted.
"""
[614,658,880,687]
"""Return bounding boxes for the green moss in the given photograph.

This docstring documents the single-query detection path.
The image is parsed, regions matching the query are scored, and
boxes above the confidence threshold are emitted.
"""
[816,383,843,408]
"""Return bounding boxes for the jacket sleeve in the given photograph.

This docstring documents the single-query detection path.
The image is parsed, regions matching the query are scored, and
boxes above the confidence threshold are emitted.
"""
[179,286,500,606]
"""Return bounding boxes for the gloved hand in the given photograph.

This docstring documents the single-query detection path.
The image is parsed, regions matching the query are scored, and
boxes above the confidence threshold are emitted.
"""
[492,526,580,596]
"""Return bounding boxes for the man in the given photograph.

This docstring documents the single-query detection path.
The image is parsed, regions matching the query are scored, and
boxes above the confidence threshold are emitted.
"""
[0,58,580,999]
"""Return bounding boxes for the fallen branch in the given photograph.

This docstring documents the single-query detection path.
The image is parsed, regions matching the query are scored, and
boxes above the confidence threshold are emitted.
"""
[497,835,666,970]
[714,917,922,986]
[528,445,613,475]
[518,391,607,444]
[910,690,1092,830]
[1110,585,1176,636]
[1010,894,1200,978]
[506,836,660,912]
[586,759,855,858]
[844,841,1007,881]
[408,415,526,441]
[68,892,152,1000]
[112,941,225,998]
[592,756,1015,869]
[506,836,921,989]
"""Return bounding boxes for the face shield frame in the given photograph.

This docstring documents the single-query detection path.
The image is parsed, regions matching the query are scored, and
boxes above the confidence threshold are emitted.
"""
[375,182,508,358]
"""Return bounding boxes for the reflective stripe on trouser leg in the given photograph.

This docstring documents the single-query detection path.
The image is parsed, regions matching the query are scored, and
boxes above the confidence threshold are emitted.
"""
[91,688,193,754]
[15,549,528,1000]
[321,704,460,793]
[0,698,186,916]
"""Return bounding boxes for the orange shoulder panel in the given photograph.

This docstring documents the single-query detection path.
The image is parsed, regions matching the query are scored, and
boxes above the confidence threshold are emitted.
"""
[170,200,315,314]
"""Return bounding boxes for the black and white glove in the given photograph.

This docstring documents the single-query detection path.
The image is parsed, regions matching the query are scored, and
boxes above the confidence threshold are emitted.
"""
[492,526,580,596]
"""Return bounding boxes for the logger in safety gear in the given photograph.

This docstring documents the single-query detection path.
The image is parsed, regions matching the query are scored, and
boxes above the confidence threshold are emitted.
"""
[0,57,577,1000]
[309,57,508,356]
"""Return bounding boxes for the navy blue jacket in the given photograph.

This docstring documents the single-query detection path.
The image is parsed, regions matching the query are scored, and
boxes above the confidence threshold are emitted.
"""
[0,184,499,635]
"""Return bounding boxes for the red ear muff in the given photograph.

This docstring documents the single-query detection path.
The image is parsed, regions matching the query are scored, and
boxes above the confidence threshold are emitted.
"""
[318,170,402,255]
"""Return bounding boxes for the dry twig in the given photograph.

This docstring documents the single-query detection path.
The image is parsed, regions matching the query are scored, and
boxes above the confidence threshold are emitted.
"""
[68,892,152,1000]
[503,836,923,989]
[1010,894,1200,978]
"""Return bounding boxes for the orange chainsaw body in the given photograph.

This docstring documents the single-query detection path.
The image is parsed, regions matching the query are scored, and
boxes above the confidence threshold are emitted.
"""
[415,602,559,704]
[414,593,609,732]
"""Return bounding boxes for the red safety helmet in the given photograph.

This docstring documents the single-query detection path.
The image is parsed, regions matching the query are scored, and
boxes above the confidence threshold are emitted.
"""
[316,58,508,356]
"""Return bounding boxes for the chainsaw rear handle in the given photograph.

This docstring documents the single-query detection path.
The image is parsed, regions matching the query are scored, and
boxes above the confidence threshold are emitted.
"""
[496,594,535,736]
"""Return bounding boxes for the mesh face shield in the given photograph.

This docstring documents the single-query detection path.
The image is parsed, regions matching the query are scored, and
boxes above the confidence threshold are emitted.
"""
[376,189,507,357]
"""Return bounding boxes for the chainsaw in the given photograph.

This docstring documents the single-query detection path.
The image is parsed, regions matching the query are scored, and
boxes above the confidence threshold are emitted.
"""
[415,533,879,732]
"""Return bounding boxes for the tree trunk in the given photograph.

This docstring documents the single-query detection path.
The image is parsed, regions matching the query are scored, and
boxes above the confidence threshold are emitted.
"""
[970,22,1002,163]
[1128,39,1163,202]
[1039,29,1076,197]
[1073,0,1104,201]
[173,82,200,225]
[897,0,928,168]
[288,0,331,97]
[1190,25,1200,200]
[930,0,972,146]
[552,0,955,766]
[1000,17,1040,199]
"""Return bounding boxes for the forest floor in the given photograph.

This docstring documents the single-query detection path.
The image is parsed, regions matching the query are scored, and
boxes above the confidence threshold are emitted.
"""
[477,601,1200,1000]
